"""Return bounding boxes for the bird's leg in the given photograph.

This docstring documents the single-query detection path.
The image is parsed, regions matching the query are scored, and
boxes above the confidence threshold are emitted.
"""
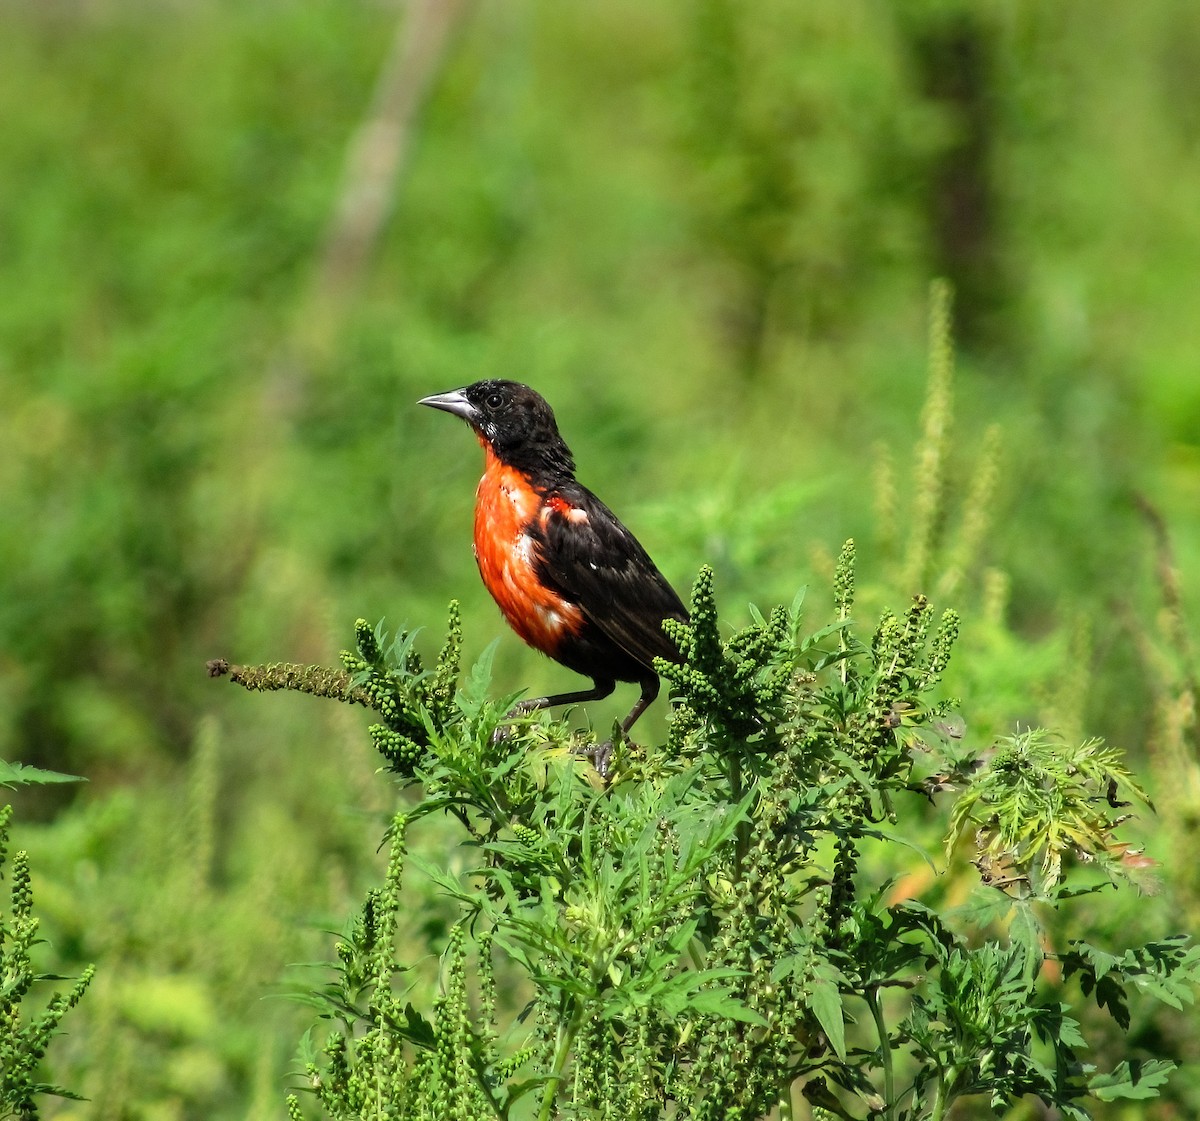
[508,681,616,717]
[618,676,661,737]
[584,676,661,779]
[492,679,616,744]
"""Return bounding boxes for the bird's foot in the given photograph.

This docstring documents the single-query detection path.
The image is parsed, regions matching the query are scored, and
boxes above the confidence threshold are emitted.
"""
[572,738,615,780]
[491,700,541,746]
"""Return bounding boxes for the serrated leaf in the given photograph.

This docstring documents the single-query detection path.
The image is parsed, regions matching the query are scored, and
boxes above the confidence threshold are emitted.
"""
[459,640,500,708]
[392,1002,437,1049]
[686,988,767,1025]
[1094,973,1130,1030]
[0,760,85,787]
[1052,1006,1087,1049]
[949,888,1014,930]
[1130,975,1190,1010]
[1007,901,1043,973]
[1089,1059,1175,1101]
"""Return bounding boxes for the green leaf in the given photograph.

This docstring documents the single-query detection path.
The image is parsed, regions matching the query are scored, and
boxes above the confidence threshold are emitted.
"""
[686,988,768,1025]
[1007,900,1043,973]
[667,918,700,956]
[1095,973,1131,1030]
[949,888,1014,930]
[1075,941,1123,981]
[458,640,500,710]
[790,584,809,619]
[388,1002,437,1050]
[0,760,85,787]
[1089,1059,1175,1101]
[810,976,847,1061]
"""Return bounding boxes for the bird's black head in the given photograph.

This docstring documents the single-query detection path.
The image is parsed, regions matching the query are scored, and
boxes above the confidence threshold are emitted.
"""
[419,380,576,481]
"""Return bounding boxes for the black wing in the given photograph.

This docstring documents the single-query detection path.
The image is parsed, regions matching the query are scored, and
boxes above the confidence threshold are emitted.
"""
[536,482,688,669]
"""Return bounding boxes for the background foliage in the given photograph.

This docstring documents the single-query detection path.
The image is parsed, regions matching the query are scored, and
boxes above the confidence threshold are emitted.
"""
[1,1,1197,1117]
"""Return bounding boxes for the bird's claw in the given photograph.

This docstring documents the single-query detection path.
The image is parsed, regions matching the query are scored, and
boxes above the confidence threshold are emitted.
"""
[572,739,614,780]
[491,700,541,746]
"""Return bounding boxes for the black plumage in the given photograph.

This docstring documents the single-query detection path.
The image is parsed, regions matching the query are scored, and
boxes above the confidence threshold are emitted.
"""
[534,479,687,675]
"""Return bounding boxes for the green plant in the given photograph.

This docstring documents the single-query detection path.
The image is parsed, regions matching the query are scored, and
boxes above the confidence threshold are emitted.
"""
[216,545,1196,1120]
[1,790,94,1120]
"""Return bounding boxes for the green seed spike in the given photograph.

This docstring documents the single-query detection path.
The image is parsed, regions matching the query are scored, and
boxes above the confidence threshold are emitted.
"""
[354,618,380,663]
[921,608,960,689]
[833,538,856,622]
[661,617,693,661]
[511,823,540,845]
[369,823,405,986]
[494,1045,538,1080]
[0,805,10,908]
[11,849,33,918]
[900,594,932,666]
[338,649,367,674]
[369,724,424,770]
[478,929,497,1056]
[871,609,901,666]
[430,600,462,722]
[382,812,408,915]
[666,699,701,753]
[214,660,374,708]
[688,565,723,677]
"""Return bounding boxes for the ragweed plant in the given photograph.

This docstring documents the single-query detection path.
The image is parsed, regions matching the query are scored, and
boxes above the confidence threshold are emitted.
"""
[946,729,1153,894]
[217,547,1198,1120]
[1,799,94,1120]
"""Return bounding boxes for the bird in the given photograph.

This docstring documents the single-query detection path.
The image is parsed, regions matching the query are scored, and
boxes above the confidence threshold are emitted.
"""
[419,380,688,772]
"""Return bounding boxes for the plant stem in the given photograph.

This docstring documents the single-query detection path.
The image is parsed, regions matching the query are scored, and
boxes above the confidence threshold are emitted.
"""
[929,1067,954,1121]
[866,988,895,1121]
[728,749,749,876]
[537,1001,581,1121]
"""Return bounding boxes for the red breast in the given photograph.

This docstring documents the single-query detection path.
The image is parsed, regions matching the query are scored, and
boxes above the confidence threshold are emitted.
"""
[473,444,585,656]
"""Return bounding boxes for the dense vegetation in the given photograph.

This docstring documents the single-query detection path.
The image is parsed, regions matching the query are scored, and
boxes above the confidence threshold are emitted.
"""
[2,2,1197,1117]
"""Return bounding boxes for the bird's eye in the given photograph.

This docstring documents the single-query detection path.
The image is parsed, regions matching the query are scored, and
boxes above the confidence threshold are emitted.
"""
[484,392,505,411]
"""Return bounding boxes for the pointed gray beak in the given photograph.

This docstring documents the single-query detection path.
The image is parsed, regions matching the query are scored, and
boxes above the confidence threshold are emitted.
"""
[418,388,478,423]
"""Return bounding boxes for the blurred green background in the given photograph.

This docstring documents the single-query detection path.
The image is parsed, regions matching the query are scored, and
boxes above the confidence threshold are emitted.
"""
[2,1,1198,1117]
